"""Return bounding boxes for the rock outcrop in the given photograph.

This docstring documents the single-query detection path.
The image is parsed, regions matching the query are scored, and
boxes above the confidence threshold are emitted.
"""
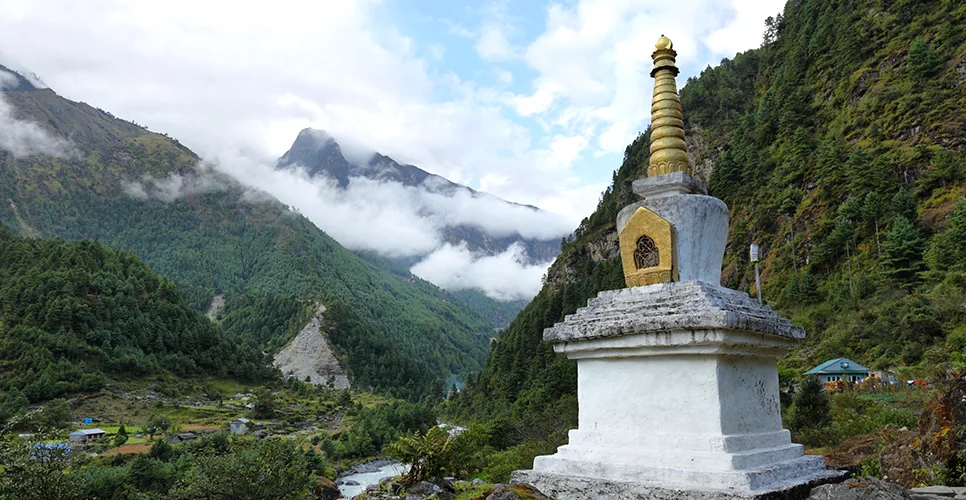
[206,294,225,321]
[273,305,350,389]
[807,477,910,499]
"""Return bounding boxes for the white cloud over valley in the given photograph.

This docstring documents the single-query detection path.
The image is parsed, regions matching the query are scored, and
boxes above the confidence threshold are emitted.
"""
[125,151,561,300]
[411,243,549,301]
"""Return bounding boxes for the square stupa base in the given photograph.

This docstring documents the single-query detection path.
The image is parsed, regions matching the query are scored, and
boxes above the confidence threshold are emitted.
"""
[513,281,846,499]
[511,467,845,500]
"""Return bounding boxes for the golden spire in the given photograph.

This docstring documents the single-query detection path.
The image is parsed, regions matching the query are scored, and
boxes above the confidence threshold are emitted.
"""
[648,35,692,177]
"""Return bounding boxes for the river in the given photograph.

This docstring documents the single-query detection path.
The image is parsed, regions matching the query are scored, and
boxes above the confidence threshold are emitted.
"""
[336,461,410,499]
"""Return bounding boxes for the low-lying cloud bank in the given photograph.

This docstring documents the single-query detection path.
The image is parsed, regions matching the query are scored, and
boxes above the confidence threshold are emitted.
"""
[134,151,568,301]
[121,167,230,202]
[410,242,549,301]
[0,70,71,159]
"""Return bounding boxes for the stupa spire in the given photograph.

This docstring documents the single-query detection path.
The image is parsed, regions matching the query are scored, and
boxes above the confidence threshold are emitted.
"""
[648,34,692,177]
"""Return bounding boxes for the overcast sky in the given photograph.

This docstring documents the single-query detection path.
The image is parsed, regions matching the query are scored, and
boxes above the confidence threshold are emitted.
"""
[0,0,783,225]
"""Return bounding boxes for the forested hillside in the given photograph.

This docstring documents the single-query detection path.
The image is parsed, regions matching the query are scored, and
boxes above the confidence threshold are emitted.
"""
[448,0,966,467]
[0,224,269,409]
[0,66,492,398]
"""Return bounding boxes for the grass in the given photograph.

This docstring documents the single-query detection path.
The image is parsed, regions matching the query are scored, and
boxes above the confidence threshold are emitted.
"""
[455,484,495,499]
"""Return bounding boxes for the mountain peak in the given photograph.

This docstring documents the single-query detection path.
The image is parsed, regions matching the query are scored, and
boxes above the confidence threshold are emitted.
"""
[276,128,352,186]
[295,127,333,143]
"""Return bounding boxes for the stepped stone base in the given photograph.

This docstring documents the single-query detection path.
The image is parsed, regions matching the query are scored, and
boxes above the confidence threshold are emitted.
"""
[512,280,844,499]
[512,468,845,500]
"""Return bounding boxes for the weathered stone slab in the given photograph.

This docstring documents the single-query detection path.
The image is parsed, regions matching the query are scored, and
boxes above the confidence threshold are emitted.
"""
[910,486,957,497]
[632,171,708,198]
[807,476,909,499]
[512,468,845,499]
[544,281,805,344]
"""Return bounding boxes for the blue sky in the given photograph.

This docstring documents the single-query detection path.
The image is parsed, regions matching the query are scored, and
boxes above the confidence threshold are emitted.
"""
[0,0,785,225]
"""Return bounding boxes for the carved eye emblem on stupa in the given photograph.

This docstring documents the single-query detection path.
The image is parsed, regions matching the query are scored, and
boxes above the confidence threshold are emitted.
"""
[634,235,660,270]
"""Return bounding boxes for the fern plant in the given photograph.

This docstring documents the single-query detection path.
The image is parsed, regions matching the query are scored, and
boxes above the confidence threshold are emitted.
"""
[387,426,453,485]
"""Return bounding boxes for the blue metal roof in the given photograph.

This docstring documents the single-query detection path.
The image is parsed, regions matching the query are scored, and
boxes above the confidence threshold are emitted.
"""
[805,357,869,375]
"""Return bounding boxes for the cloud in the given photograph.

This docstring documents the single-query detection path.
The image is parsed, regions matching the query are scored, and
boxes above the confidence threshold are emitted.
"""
[476,25,514,61]
[411,242,550,301]
[511,0,785,158]
[0,71,71,159]
[0,0,783,271]
[208,150,572,253]
[120,167,230,202]
[196,150,569,299]
[428,44,446,61]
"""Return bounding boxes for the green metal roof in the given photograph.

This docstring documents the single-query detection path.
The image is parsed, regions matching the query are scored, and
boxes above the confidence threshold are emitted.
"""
[805,357,869,375]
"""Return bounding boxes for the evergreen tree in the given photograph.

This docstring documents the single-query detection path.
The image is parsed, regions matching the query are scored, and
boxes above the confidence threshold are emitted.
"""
[883,216,926,286]
[919,148,962,193]
[0,389,28,424]
[925,200,966,274]
[788,376,831,432]
[891,188,917,221]
[253,387,278,419]
[907,37,944,77]
[114,424,129,447]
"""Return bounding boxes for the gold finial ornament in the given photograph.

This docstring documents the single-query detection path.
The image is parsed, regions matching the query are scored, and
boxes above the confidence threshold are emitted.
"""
[655,34,672,50]
[648,35,692,177]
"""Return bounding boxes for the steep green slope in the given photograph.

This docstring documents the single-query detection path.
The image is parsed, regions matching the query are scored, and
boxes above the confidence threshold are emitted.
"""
[681,0,966,373]
[0,224,268,407]
[0,68,490,398]
[450,0,966,442]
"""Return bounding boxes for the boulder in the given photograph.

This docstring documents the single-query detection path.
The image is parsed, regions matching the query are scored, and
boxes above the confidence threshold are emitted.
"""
[407,480,444,498]
[471,478,485,486]
[483,484,553,500]
[312,477,341,500]
[432,477,456,493]
[808,476,911,500]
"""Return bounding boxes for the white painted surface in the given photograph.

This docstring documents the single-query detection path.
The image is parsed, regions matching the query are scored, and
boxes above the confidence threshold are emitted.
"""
[523,327,830,495]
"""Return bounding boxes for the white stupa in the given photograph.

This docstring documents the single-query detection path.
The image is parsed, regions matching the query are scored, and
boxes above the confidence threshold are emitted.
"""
[510,35,844,499]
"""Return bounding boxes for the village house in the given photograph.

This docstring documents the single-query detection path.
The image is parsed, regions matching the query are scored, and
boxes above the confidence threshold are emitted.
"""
[69,428,106,445]
[229,418,250,435]
[805,357,870,383]
[167,433,198,444]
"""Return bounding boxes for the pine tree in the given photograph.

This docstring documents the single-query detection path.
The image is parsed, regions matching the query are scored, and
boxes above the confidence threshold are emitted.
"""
[882,215,926,286]
[114,424,129,447]
[891,188,917,221]
[907,37,944,77]
[788,376,831,432]
[918,148,962,193]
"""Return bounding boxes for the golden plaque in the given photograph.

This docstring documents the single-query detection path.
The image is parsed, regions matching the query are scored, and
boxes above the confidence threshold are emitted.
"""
[620,207,676,287]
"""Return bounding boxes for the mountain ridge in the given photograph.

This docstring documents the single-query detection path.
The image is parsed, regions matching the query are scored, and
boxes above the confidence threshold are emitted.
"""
[0,63,502,398]
[276,127,561,264]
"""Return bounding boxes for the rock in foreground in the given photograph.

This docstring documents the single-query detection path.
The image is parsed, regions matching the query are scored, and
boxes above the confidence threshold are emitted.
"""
[807,476,910,500]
